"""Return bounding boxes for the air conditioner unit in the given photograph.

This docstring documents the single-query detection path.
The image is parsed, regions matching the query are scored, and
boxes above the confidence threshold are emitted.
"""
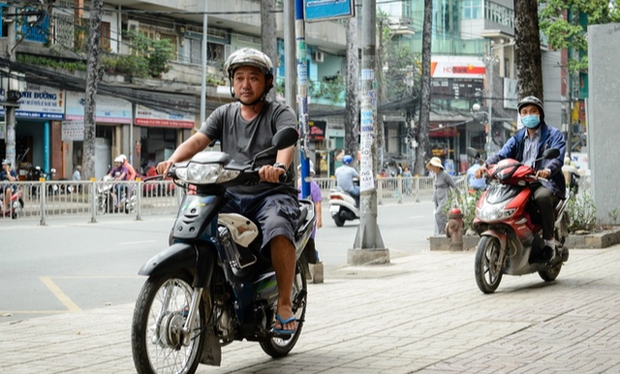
[326,138,335,150]
[128,20,140,32]
[313,51,324,63]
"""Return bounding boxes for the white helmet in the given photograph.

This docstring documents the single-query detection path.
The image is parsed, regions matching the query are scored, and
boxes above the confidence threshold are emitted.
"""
[298,161,315,175]
[224,48,274,78]
[114,156,124,163]
[118,154,127,162]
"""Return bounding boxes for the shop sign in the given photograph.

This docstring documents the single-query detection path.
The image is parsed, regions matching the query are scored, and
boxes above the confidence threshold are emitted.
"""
[430,123,459,137]
[135,105,195,129]
[61,120,84,141]
[65,91,132,123]
[430,56,486,79]
[308,120,326,141]
[0,85,65,120]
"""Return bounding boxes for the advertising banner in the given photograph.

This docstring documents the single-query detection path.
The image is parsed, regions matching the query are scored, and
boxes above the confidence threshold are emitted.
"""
[65,91,132,123]
[0,85,65,120]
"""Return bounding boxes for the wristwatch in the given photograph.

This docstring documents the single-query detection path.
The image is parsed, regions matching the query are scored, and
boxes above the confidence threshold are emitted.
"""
[273,162,287,171]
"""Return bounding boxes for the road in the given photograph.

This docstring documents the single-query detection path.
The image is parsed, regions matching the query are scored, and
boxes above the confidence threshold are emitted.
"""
[0,201,435,324]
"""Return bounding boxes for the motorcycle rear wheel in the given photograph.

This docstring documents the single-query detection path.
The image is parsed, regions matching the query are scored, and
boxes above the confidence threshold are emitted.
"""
[259,261,307,358]
[132,270,205,374]
[333,215,345,227]
[474,236,504,294]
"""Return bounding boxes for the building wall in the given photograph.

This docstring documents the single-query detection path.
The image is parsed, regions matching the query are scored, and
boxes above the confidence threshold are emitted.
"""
[541,50,563,130]
[587,23,620,222]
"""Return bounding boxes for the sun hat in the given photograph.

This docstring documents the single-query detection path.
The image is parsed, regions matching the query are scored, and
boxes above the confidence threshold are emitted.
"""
[426,157,444,170]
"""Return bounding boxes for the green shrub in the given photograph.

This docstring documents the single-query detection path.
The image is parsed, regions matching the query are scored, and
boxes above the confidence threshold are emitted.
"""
[566,191,598,232]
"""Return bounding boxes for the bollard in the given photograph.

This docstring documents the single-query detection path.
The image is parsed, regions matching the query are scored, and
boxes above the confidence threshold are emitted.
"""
[445,207,463,251]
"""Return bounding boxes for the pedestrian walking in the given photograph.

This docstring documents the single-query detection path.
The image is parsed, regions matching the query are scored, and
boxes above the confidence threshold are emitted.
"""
[427,157,458,235]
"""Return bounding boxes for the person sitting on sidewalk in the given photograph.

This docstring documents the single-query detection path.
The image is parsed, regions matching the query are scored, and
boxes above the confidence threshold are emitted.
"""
[1,159,18,211]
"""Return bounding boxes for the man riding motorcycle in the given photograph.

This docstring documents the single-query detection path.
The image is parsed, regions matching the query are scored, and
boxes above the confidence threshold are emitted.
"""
[157,47,299,336]
[476,96,566,263]
[334,154,360,206]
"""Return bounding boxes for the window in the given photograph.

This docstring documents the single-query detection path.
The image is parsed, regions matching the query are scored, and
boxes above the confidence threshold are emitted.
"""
[188,37,202,65]
[101,21,111,51]
[462,0,482,20]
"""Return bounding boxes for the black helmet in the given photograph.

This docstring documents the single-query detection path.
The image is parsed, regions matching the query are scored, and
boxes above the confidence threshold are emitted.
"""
[517,96,545,122]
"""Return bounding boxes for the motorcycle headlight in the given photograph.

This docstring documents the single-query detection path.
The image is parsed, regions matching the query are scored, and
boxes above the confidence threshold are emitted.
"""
[175,163,240,185]
[476,205,516,221]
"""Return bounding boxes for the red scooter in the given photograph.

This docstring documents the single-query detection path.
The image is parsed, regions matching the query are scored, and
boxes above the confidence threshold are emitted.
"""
[467,147,570,294]
[0,187,24,219]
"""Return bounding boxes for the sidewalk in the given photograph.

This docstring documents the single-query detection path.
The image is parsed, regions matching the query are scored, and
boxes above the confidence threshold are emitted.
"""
[2,245,620,374]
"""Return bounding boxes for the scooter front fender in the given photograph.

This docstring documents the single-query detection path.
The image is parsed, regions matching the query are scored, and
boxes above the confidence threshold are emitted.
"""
[138,243,197,277]
[479,230,507,251]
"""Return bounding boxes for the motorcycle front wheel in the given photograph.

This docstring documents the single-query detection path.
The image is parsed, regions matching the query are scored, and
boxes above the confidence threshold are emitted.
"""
[132,271,205,374]
[474,236,504,294]
[259,261,307,358]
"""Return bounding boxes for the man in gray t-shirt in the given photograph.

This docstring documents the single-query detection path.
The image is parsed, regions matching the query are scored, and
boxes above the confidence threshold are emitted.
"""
[157,48,300,336]
[334,154,360,205]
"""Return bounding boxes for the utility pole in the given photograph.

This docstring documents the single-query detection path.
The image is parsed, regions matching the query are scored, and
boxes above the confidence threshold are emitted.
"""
[200,1,207,126]
[486,41,494,158]
[344,16,359,160]
[4,4,17,168]
[261,0,277,101]
[350,0,388,265]
[83,0,102,180]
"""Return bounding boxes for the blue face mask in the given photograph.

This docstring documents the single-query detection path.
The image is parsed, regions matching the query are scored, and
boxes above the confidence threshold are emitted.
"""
[521,115,540,129]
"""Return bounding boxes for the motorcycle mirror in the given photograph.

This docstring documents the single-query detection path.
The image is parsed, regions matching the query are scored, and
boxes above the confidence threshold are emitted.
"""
[542,148,560,159]
[272,127,299,149]
[251,128,299,167]
[466,147,480,159]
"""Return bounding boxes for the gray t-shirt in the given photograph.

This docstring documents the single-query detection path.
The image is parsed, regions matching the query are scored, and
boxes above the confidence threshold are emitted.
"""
[199,100,298,196]
[334,165,359,193]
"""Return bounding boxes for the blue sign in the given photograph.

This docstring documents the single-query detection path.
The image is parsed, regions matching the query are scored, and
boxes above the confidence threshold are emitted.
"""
[304,0,355,22]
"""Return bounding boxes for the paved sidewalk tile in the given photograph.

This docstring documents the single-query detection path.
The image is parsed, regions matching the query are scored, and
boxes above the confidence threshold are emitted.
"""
[1,247,620,373]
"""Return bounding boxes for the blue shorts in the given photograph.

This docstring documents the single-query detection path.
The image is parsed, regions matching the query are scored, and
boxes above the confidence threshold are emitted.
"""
[222,187,300,251]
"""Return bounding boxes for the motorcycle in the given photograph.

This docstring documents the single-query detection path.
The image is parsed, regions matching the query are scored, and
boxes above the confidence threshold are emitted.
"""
[97,175,136,214]
[467,147,571,294]
[29,166,59,197]
[329,185,359,227]
[131,128,315,374]
[0,187,24,219]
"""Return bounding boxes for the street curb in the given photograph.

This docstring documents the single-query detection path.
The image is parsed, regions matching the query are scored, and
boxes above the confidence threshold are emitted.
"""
[430,227,620,251]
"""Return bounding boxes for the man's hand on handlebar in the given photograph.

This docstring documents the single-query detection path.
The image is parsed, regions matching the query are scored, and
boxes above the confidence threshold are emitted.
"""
[259,165,286,183]
[157,160,175,177]
[475,166,487,179]
[535,169,551,180]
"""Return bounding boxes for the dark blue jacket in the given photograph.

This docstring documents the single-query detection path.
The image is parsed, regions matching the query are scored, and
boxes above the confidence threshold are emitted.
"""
[486,122,566,199]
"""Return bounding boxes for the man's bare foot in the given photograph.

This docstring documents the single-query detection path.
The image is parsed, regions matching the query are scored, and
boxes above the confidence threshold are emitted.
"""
[275,305,298,333]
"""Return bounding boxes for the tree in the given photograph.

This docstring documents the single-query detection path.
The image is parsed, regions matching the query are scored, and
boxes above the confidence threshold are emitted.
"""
[414,0,432,176]
[539,0,620,73]
[83,0,102,181]
[261,0,278,101]
[514,0,544,99]
[344,17,359,160]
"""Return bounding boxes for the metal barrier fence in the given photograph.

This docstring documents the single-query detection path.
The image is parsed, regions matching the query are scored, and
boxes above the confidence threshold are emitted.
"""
[2,174,590,223]
[313,176,465,204]
[0,179,181,224]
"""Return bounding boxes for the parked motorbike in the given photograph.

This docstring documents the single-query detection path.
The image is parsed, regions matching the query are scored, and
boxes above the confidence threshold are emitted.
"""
[29,166,58,197]
[0,187,24,219]
[467,147,571,294]
[329,186,359,227]
[131,128,314,374]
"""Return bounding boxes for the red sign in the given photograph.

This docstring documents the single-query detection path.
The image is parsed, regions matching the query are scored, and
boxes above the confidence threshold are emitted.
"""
[429,123,459,137]
[135,118,195,129]
[308,120,326,141]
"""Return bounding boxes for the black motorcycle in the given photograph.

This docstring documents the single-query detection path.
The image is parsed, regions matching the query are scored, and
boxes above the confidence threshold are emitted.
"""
[131,128,315,374]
